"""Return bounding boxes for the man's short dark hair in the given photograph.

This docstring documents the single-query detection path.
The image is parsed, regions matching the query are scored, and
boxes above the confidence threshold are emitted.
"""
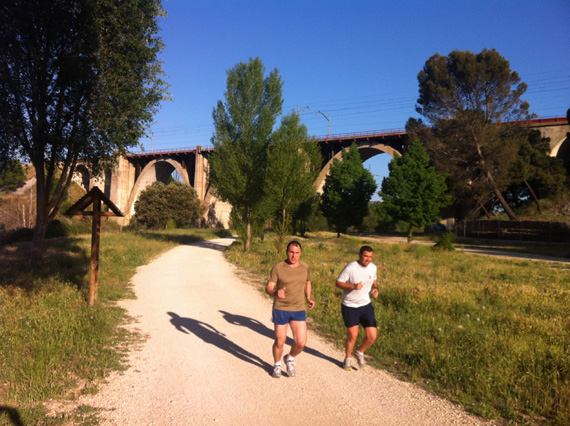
[359,245,373,254]
[287,240,302,251]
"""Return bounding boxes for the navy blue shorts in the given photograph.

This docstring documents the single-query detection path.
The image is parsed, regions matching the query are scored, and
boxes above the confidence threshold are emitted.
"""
[341,303,377,328]
[271,309,306,325]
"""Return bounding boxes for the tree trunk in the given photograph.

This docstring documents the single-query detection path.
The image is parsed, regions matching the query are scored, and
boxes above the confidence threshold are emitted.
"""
[244,206,251,252]
[478,202,493,219]
[486,171,519,220]
[29,178,49,268]
[524,179,542,213]
[30,213,49,269]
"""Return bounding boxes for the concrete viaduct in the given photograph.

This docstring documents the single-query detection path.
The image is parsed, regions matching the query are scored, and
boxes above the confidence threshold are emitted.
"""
[76,116,569,227]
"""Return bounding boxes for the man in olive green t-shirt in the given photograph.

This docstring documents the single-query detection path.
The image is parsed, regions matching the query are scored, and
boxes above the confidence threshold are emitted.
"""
[265,240,315,378]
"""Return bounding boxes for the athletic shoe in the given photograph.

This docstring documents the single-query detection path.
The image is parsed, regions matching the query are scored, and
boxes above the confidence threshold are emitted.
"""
[355,351,367,369]
[284,354,296,377]
[272,365,282,378]
[343,357,352,371]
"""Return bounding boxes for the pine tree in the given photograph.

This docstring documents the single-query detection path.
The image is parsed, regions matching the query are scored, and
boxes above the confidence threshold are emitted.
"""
[380,140,449,241]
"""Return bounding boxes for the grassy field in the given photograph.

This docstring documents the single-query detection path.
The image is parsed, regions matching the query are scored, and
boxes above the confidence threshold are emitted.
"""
[0,228,230,425]
[1,229,568,425]
[225,233,570,426]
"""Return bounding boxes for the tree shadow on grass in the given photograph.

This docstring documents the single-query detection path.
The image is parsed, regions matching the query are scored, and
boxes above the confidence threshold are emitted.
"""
[218,310,343,369]
[0,237,89,292]
[167,312,273,375]
[0,406,25,426]
[135,229,234,247]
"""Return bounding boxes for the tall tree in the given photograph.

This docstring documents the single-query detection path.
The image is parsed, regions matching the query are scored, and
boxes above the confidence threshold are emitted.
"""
[380,139,450,240]
[320,143,377,237]
[0,0,168,267]
[265,111,321,252]
[208,57,283,251]
[413,48,530,220]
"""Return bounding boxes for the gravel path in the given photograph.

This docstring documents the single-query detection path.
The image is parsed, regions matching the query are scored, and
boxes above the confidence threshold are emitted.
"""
[76,237,494,426]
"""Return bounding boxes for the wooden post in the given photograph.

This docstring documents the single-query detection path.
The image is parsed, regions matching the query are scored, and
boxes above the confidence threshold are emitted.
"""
[89,194,102,306]
[64,187,123,307]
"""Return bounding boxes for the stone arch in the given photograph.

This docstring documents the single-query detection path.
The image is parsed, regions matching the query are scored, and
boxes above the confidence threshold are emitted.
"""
[314,142,401,193]
[554,134,570,172]
[551,134,569,158]
[125,158,190,219]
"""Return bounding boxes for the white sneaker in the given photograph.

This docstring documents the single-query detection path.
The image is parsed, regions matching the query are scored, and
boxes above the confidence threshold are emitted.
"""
[272,365,282,378]
[355,351,367,369]
[284,354,296,377]
[343,357,352,371]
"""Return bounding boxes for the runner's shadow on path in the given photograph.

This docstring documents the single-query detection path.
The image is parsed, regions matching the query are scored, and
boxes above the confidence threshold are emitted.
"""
[0,406,24,426]
[193,238,237,252]
[219,310,343,369]
[167,312,273,374]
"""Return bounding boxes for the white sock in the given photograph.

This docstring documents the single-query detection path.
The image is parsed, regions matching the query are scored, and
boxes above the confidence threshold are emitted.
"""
[287,355,294,361]
[356,350,364,356]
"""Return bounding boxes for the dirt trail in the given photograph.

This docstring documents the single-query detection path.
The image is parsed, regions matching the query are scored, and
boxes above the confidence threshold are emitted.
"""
[74,238,493,426]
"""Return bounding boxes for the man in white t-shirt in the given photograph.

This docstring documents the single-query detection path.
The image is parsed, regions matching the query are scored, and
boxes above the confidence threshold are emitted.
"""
[335,245,379,370]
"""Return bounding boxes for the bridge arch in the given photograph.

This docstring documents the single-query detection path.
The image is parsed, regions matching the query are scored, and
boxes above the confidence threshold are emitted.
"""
[551,134,570,157]
[125,158,190,219]
[315,141,401,192]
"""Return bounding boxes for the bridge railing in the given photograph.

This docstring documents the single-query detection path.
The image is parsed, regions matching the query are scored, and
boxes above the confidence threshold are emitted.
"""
[127,145,215,157]
[315,128,406,142]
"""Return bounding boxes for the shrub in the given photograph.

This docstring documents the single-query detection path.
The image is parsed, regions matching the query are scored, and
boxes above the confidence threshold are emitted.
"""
[46,219,70,238]
[433,232,455,251]
[133,181,203,230]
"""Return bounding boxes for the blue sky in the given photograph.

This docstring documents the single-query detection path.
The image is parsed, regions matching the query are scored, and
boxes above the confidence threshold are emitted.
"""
[140,0,570,199]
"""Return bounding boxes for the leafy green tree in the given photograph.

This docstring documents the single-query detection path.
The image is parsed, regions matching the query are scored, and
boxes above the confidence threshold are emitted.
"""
[320,143,377,237]
[506,130,568,212]
[265,112,321,251]
[380,139,450,240]
[133,181,203,229]
[292,194,322,237]
[0,159,26,192]
[208,57,283,251]
[0,0,168,267]
[413,48,530,220]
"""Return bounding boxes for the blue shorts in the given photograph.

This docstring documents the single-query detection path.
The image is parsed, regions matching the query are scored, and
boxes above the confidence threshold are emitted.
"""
[341,303,377,328]
[271,309,306,325]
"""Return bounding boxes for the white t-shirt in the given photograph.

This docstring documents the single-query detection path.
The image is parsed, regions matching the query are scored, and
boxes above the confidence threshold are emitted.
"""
[337,260,377,308]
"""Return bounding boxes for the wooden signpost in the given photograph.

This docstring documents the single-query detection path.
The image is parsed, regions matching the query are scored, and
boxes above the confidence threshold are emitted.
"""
[65,187,124,306]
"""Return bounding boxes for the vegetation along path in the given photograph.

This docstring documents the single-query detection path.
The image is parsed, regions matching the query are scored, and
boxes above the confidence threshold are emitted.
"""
[67,237,495,426]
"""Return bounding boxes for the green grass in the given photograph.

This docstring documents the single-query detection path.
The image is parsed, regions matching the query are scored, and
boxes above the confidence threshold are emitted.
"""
[225,233,570,426]
[0,228,229,425]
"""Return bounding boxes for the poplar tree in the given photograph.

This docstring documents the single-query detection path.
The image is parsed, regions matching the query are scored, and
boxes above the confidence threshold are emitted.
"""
[320,144,377,237]
[265,112,321,251]
[209,58,283,251]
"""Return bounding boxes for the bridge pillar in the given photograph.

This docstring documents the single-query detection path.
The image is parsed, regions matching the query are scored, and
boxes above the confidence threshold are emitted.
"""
[194,146,208,201]
[109,155,135,225]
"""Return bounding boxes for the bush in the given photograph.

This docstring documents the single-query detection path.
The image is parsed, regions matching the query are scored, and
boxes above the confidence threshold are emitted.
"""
[433,232,455,251]
[0,159,26,192]
[0,227,34,245]
[133,181,203,230]
[46,219,70,238]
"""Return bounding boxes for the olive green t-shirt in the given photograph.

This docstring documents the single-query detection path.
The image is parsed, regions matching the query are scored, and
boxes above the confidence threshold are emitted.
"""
[269,261,311,312]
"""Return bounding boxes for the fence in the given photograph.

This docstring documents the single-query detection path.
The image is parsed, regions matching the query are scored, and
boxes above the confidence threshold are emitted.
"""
[455,220,570,243]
